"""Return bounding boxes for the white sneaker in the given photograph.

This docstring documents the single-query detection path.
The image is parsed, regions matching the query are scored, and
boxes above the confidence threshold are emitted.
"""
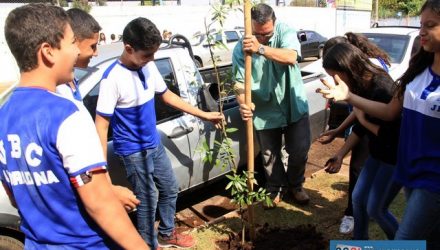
[339,215,354,234]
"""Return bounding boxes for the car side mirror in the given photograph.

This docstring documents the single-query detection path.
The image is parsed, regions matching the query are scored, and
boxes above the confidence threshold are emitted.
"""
[198,83,219,112]
[298,32,307,42]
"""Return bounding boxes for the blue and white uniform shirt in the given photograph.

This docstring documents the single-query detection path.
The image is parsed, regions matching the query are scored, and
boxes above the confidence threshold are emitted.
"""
[56,78,82,102]
[96,60,168,156]
[396,67,440,193]
[0,87,108,249]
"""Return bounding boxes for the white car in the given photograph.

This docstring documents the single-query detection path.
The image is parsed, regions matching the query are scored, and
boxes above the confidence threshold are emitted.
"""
[363,26,420,80]
[301,26,421,129]
[191,27,244,68]
[302,26,420,81]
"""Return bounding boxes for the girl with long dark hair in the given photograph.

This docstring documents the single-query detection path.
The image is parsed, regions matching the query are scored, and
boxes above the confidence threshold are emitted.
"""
[318,1,440,247]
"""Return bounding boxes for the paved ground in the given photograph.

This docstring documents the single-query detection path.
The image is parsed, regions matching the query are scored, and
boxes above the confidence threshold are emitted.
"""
[175,137,350,229]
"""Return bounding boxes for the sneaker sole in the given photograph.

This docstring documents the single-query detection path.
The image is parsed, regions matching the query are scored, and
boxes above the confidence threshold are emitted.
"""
[158,242,194,249]
[339,230,354,234]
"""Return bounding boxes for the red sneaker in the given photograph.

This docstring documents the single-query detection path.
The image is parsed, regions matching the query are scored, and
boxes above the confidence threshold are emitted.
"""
[158,230,195,249]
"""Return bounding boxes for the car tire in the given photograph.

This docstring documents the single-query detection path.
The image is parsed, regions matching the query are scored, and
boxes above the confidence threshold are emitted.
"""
[194,58,203,68]
[318,47,324,59]
[0,235,24,250]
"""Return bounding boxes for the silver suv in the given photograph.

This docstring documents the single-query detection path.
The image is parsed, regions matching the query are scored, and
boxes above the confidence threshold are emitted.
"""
[190,27,244,68]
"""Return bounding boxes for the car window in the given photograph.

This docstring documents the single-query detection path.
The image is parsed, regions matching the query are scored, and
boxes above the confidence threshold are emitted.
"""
[225,31,240,43]
[154,58,183,123]
[215,33,223,43]
[74,68,90,81]
[82,58,183,141]
[364,33,409,64]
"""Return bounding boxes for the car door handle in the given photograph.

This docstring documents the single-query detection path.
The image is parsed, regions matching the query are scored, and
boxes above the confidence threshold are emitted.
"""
[167,126,194,139]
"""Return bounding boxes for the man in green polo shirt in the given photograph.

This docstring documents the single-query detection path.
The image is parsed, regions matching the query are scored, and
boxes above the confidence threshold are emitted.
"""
[232,3,311,206]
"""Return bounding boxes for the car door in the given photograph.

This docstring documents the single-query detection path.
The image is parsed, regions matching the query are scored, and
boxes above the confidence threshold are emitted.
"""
[306,31,319,58]
[167,50,239,190]
[154,57,204,192]
[297,31,308,59]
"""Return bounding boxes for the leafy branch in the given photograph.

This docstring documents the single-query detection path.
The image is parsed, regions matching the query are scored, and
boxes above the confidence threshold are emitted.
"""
[196,0,272,245]
[225,170,272,245]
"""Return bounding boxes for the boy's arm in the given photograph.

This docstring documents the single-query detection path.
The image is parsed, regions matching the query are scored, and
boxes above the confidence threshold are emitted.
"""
[94,114,140,211]
[160,89,224,125]
[1,182,17,208]
[95,114,110,159]
[76,171,149,250]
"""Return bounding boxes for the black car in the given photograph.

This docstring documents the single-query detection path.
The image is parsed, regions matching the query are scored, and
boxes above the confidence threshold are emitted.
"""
[297,30,327,61]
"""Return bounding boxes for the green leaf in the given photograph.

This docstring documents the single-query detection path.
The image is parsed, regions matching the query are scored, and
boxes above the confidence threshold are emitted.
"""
[225,175,234,181]
[225,127,238,133]
[234,182,243,191]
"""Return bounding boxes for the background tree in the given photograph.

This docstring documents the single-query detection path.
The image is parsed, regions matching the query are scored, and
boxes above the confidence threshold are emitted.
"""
[72,0,91,12]
[398,0,424,17]
[95,0,106,6]
[379,0,424,18]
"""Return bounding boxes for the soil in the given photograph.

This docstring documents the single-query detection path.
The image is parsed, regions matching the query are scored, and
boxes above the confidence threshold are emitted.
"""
[216,224,327,250]
[173,139,347,250]
[175,139,346,229]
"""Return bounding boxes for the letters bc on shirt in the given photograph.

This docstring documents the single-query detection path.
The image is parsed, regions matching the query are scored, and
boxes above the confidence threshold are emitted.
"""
[396,67,440,193]
[96,60,168,156]
[0,88,108,248]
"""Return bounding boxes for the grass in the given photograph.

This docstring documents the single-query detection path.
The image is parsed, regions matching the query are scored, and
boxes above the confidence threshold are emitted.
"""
[174,170,407,250]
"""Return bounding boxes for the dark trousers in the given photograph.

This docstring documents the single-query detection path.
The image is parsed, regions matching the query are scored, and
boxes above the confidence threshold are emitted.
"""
[255,115,311,195]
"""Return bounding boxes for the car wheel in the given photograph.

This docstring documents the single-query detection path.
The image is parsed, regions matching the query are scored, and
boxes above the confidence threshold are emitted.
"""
[0,235,24,250]
[318,47,324,59]
[194,58,203,68]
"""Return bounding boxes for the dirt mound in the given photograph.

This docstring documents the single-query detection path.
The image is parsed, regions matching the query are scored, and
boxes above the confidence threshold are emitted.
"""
[217,224,327,250]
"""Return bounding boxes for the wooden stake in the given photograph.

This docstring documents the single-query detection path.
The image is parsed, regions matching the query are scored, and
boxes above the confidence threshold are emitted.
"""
[243,0,256,241]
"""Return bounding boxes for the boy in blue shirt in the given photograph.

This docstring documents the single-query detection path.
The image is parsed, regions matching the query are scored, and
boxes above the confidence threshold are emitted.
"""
[56,8,140,211]
[56,8,101,101]
[95,17,223,249]
[0,4,149,249]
